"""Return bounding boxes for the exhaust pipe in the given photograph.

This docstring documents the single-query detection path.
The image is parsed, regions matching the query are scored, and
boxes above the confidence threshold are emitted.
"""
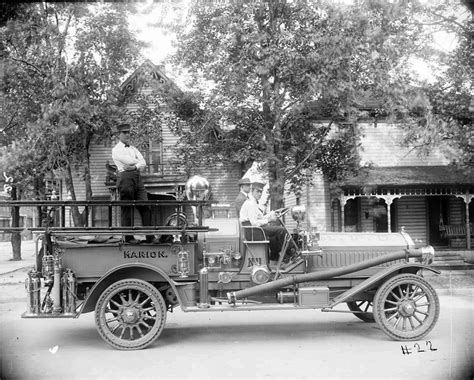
[227,249,425,303]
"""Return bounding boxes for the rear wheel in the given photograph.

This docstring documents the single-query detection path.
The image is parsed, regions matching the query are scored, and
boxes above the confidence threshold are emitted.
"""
[374,274,439,341]
[347,300,375,322]
[95,279,167,350]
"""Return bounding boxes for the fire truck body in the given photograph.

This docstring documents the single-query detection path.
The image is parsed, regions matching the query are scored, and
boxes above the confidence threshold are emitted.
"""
[17,201,441,350]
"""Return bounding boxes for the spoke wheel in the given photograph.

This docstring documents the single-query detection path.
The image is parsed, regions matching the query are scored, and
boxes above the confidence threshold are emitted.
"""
[347,300,375,322]
[374,274,439,341]
[95,279,167,350]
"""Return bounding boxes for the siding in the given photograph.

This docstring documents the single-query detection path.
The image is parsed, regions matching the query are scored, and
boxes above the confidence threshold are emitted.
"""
[284,172,332,233]
[448,196,464,224]
[396,197,427,244]
[90,137,114,197]
[194,162,242,219]
[358,123,451,167]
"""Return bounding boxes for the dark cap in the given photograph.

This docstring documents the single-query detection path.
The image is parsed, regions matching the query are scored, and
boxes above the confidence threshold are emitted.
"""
[238,177,251,186]
[115,123,131,134]
[251,181,266,190]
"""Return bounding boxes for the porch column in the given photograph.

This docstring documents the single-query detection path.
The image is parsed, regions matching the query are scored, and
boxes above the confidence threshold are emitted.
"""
[340,197,345,232]
[380,195,399,233]
[466,192,472,250]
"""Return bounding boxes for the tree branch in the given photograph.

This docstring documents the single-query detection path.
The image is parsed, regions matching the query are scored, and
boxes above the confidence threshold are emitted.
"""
[426,9,467,32]
[9,57,45,77]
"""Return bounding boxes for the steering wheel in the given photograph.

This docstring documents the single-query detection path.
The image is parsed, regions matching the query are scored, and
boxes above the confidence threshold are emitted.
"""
[273,207,289,218]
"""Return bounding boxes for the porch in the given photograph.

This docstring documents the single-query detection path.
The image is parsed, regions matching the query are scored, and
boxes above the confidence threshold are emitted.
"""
[333,166,473,250]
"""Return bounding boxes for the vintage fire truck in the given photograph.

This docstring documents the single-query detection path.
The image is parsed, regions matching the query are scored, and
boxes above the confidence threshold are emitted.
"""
[4,178,440,350]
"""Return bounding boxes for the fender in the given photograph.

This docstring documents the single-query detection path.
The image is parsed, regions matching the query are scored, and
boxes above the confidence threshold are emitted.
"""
[328,263,440,307]
[78,263,186,316]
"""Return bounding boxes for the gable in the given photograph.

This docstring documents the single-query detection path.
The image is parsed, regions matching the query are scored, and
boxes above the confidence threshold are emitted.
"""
[120,59,182,100]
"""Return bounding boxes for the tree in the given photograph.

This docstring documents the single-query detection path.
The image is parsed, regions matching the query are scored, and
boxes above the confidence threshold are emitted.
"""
[170,0,431,208]
[398,0,473,169]
[0,2,143,258]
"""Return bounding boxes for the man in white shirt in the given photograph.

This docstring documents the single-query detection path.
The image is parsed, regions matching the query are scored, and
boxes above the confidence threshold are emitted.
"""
[240,181,286,265]
[112,123,158,244]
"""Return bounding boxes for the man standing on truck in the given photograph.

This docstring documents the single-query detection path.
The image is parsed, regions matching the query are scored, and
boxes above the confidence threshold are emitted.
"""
[240,181,287,266]
[234,177,251,216]
[112,123,158,244]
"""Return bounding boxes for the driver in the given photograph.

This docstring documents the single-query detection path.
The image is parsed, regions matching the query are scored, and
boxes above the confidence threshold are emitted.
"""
[239,181,287,266]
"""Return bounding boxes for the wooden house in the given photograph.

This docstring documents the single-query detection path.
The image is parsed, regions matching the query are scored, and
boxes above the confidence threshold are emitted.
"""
[63,60,243,227]
[285,122,473,250]
[46,60,472,252]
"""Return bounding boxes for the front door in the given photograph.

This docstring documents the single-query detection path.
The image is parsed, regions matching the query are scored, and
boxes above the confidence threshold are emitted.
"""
[427,196,448,247]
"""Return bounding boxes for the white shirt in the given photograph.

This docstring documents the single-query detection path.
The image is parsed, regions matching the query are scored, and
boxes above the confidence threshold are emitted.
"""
[112,141,146,172]
[240,194,269,227]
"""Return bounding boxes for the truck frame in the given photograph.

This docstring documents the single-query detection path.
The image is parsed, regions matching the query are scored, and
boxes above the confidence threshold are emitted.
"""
[2,196,440,350]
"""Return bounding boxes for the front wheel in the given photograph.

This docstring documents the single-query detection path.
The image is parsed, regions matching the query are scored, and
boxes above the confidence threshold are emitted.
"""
[95,279,167,350]
[374,274,439,341]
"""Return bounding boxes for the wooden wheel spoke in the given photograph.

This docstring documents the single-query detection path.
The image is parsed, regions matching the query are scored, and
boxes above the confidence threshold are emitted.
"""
[138,321,150,333]
[135,325,145,338]
[119,293,127,304]
[105,308,120,315]
[390,289,402,302]
[128,289,133,303]
[413,293,426,302]
[139,296,152,307]
[387,312,399,322]
[413,313,424,324]
[408,316,416,330]
[110,299,121,308]
[415,302,430,308]
[415,310,429,317]
[134,292,141,303]
[394,315,402,328]
[111,323,122,334]
[383,306,398,312]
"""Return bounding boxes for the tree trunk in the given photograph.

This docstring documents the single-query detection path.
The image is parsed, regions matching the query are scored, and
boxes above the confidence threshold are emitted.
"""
[84,132,93,201]
[64,164,84,226]
[10,185,21,261]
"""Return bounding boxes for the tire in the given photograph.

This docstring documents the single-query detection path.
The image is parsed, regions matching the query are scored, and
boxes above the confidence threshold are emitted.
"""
[347,300,375,322]
[95,279,167,350]
[374,274,440,341]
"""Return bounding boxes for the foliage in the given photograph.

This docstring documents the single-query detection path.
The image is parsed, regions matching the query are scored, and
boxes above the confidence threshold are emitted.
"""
[0,3,143,222]
[169,0,431,207]
[398,0,472,169]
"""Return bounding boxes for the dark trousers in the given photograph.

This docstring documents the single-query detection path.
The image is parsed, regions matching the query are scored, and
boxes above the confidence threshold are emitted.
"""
[262,225,287,261]
[117,170,154,242]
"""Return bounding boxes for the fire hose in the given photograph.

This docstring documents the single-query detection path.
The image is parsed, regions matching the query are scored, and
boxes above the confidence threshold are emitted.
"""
[227,248,429,304]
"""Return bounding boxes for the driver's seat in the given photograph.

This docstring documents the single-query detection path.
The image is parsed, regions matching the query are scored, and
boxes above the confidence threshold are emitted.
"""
[241,225,267,241]
[239,225,269,273]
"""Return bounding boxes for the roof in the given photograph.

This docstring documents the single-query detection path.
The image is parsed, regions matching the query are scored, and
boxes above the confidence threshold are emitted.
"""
[340,166,474,188]
[120,59,183,99]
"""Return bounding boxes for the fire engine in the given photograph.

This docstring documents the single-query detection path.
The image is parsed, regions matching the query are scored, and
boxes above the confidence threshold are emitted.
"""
[4,177,440,350]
